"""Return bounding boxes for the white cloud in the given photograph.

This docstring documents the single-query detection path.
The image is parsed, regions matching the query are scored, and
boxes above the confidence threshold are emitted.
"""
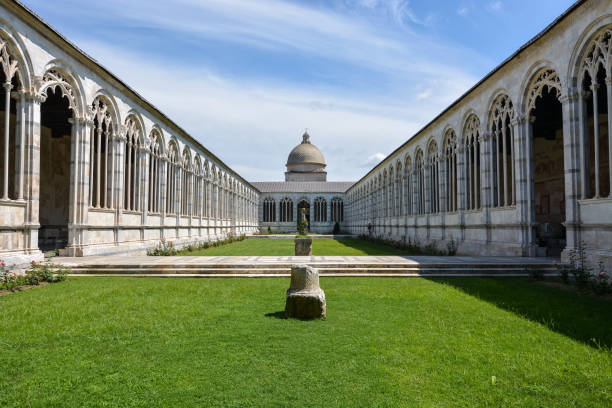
[416,89,432,100]
[28,0,482,181]
[363,152,387,167]
[78,40,428,181]
[488,1,502,12]
[457,7,469,16]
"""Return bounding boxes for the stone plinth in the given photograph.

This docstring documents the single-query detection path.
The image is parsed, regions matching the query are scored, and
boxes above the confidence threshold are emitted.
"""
[294,238,312,256]
[285,265,326,319]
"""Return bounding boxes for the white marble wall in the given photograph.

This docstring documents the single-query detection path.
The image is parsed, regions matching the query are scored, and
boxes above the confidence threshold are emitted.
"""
[345,0,612,271]
[258,193,345,234]
[0,2,260,266]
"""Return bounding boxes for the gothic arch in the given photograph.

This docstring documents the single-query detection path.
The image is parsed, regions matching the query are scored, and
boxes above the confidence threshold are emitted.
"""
[150,125,165,151]
[124,111,145,145]
[459,109,481,143]
[0,18,34,90]
[485,88,512,118]
[489,93,517,208]
[182,146,192,169]
[488,93,515,129]
[149,127,164,155]
[39,60,85,115]
[519,62,564,115]
[568,15,612,82]
[91,89,120,130]
[571,23,612,199]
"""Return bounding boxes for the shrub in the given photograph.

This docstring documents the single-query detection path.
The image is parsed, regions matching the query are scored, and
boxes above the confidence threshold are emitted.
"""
[27,261,70,283]
[590,262,611,295]
[357,234,446,256]
[552,260,570,283]
[567,244,591,289]
[148,235,247,256]
[446,237,458,256]
[1,261,18,291]
[147,239,178,256]
[332,222,340,235]
[527,266,545,281]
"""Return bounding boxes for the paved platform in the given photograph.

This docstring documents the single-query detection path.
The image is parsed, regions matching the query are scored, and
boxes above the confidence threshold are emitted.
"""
[54,256,559,278]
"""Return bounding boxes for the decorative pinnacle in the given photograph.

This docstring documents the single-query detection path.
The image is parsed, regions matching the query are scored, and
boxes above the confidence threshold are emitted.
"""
[302,129,310,144]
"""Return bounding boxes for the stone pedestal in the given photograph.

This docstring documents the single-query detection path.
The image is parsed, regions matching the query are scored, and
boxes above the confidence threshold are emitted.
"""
[285,264,326,319]
[294,238,312,256]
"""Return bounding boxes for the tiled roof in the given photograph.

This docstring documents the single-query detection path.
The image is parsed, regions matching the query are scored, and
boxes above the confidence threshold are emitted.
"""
[251,181,354,193]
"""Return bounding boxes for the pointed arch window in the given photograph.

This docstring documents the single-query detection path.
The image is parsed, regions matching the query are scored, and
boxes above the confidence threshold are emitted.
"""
[166,144,179,214]
[89,98,115,209]
[263,197,276,222]
[396,162,403,216]
[443,130,457,212]
[124,117,142,212]
[415,151,425,215]
[388,168,394,217]
[427,142,440,214]
[489,94,516,207]
[280,197,293,222]
[314,197,327,222]
[181,151,192,216]
[463,115,481,210]
[331,197,344,222]
[404,157,412,215]
[0,41,24,202]
[148,131,163,213]
[579,29,612,198]
[193,160,202,217]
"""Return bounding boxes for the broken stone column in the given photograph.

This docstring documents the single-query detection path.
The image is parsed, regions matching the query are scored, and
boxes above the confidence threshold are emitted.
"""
[285,264,326,319]
[294,237,312,256]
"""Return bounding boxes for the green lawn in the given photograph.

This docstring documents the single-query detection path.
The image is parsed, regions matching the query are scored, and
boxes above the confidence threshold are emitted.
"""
[1,278,611,407]
[180,238,415,256]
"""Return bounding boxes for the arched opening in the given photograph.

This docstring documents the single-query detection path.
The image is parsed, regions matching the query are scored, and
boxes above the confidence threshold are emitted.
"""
[39,87,72,251]
[529,74,566,256]
[297,199,310,230]
[314,197,327,222]
[280,197,293,222]
[0,63,20,202]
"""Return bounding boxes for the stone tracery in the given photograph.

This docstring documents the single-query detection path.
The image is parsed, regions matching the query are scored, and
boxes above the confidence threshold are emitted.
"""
[489,94,515,207]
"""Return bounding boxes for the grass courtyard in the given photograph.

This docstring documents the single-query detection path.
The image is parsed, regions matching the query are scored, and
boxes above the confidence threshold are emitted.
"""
[1,277,611,407]
[179,237,418,256]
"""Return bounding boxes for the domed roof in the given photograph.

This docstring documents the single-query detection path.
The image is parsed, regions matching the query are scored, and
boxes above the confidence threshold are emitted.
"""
[286,132,326,166]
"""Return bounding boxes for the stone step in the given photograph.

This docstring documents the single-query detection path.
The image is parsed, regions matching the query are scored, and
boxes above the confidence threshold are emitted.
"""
[68,272,560,278]
[68,266,555,275]
[65,262,557,270]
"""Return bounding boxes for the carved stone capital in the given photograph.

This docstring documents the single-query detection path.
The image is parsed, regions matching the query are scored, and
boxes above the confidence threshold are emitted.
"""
[510,112,527,126]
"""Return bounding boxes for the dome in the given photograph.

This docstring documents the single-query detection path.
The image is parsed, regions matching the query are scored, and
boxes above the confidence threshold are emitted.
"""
[286,132,326,166]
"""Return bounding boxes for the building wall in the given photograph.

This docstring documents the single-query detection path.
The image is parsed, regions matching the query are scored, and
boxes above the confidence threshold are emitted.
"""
[258,193,346,234]
[344,0,612,271]
[0,2,260,266]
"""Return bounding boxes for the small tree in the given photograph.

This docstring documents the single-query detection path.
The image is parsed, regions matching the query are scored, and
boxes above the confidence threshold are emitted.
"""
[333,222,340,235]
[297,219,307,236]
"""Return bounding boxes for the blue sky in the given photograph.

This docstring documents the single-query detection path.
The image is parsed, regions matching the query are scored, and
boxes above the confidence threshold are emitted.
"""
[22,0,576,181]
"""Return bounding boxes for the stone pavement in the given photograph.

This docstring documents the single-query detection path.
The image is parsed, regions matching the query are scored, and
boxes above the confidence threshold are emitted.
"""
[54,255,559,278]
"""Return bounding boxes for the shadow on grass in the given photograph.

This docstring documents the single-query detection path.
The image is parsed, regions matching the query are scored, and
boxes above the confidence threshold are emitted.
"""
[322,238,424,256]
[264,311,288,319]
[430,277,612,349]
